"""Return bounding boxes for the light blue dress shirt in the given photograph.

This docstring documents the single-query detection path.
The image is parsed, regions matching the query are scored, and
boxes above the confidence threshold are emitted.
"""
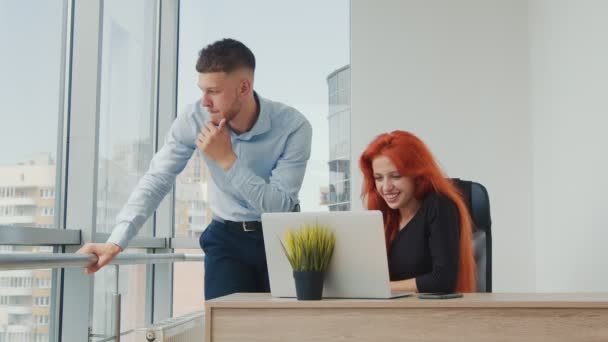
[108,93,312,249]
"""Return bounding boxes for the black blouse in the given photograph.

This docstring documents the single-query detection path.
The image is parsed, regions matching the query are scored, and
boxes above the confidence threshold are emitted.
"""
[388,192,460,293]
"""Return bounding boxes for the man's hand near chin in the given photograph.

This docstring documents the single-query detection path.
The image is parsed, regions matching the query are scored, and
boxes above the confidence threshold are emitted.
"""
[76,242,123,274]
[196,119,237,171]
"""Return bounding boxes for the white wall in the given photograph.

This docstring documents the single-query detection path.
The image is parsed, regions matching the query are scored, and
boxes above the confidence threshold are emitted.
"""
[351,0,535,291]
[530,0,608,292]
[351,0,608,292]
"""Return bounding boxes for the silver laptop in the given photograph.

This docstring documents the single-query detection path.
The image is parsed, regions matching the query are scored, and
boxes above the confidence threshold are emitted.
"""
[261,211,412,299]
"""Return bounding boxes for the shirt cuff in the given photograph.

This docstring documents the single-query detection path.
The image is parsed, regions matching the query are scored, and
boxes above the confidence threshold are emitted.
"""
[107,222,135,251]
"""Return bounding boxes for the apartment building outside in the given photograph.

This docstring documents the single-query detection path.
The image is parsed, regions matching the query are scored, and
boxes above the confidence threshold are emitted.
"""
[0,153,55,342]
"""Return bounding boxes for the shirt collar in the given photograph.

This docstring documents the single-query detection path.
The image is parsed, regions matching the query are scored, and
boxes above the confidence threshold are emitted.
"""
[235,91,271,140]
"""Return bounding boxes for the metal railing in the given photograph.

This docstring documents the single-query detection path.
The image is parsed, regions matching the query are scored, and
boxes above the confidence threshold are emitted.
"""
[0,251,205,341]
[0,252,204,270]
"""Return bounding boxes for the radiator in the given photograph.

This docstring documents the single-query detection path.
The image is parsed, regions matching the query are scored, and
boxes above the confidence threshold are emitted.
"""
[134,310,205,342]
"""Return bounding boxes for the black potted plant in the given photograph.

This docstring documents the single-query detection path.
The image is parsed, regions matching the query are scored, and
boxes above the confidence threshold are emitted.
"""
[279,223,336,300]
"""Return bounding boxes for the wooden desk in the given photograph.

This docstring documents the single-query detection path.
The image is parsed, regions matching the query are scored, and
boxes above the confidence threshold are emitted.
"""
[205,293,608,341]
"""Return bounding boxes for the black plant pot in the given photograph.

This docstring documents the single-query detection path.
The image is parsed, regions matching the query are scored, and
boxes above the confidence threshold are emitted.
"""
[293,270,325,300]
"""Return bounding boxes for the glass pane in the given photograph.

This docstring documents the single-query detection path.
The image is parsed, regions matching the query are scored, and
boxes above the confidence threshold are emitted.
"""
[0,246,53,342]
[337,66,350,93]
[0,1,66,231]
[96,0,157,236]
[174,0,351,241]
[328,75,338,96]
[0,0,66,340]
[174,152,210,240]
[91,250,147,342]
[172,249,204,317]
[338,110,350,159]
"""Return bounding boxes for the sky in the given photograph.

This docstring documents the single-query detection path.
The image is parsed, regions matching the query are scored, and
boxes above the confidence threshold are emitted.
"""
[0,0,65,165]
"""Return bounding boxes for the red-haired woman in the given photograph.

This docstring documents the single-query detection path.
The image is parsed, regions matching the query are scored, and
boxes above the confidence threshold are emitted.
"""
[359,131,476,293]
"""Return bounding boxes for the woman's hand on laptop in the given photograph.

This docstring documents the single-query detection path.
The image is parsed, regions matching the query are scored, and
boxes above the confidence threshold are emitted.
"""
[390,279,418,293]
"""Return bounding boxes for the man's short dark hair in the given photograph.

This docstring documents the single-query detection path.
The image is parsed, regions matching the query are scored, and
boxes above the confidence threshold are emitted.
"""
[196,38,256,74]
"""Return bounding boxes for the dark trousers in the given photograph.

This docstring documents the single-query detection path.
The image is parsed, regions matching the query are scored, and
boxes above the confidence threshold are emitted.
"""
[199,220,270,300]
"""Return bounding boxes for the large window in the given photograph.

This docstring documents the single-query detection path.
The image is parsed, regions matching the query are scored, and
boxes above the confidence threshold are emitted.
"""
[172,0,350,310]
[0,1,68,340]
[1,1,351,339]
[172,249,204,317]
[91,255,147,342]
[92,1,158,339]
[96,0,158,237]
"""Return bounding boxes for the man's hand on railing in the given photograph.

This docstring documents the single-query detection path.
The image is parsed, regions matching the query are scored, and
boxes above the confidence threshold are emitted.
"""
[77,242,123,274]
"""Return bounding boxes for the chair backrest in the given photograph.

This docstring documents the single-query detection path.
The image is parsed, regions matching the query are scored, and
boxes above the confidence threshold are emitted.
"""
[451,178,492,292]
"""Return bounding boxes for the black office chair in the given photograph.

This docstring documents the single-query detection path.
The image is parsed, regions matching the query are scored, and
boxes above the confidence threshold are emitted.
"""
[451,178,492,293]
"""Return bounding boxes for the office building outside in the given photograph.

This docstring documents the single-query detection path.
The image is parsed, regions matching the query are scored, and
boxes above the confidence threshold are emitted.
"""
[327,65,351,211]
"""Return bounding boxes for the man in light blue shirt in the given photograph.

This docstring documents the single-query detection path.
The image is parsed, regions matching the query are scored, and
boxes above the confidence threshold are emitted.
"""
[78,38,312,300]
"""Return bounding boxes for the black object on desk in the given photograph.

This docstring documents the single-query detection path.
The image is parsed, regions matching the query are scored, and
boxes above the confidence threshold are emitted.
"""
[418,293,463,299]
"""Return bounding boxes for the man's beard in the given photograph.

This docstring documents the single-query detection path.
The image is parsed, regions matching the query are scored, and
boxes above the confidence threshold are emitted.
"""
[224,99,242,123]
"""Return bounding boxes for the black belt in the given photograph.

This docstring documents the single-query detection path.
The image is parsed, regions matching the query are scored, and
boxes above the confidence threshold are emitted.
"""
[222,220,263,232]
